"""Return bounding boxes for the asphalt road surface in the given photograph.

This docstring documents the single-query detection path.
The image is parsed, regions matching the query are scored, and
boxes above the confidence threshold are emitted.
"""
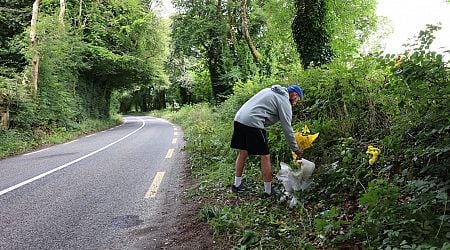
[0,115,188,249]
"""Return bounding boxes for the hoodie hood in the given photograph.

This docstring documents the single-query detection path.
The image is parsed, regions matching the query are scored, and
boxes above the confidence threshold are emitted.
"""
[271,85,288,97]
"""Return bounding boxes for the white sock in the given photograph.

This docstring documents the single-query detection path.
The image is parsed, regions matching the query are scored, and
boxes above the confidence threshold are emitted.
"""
[264,182,272,194]
[234,176,242,187]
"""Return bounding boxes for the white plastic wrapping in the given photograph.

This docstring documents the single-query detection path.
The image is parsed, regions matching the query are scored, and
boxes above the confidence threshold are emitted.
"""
[276,159,315,192]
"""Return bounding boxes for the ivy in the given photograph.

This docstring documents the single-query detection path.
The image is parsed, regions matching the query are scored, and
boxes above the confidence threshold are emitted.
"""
[292,0,333,69]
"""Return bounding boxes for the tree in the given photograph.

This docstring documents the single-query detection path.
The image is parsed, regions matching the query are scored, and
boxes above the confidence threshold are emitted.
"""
[325,0,377,59]
[171,0,230,102]
[59,0,65,25]
[30,0,40,98]
[0,0,31,71]
[253,0,301,76]
[78,0,170,114]
[292,0,377,69]
[292,0,333,69]
[240,0,260,64]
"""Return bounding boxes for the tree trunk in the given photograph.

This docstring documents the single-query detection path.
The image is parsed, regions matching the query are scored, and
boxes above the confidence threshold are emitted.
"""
[30,0,40,98]
[78,0,84,29]
[227,0,238,54]
[207,44,229,102]
[240,0,260,64]
[59,0,65,25]
[0,94,9,129]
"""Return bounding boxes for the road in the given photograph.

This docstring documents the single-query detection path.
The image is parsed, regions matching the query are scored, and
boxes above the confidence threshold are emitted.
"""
[0,115,188,249]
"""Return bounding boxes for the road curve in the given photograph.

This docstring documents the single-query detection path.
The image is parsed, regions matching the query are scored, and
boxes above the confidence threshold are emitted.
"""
[0,115,187,249]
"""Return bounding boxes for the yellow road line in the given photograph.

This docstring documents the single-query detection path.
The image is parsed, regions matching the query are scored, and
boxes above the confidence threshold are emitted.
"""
[172,138,177,144]
[165,148,174,158]
[145,172,165,198]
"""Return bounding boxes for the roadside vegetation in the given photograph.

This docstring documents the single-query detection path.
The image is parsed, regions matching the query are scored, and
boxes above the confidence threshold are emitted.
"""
[1,0,167,158]
[155,29,449,248]
[0,116,121,159]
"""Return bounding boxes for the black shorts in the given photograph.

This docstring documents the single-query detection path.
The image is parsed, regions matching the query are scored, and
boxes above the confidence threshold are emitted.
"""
[230,121,269,155]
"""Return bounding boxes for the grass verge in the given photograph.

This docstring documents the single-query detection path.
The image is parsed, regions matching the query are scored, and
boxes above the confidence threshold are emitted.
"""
[0,115,122,159]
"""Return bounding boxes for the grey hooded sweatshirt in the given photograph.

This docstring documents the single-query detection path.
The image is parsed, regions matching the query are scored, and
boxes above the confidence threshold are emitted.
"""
[234,85,300,152]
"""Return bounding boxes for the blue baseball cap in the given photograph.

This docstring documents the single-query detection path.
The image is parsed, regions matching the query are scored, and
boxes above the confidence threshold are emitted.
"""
[287,85,303,99]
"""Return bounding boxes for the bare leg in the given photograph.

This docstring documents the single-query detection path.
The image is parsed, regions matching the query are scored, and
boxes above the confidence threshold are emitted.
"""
[260,154,272,182]
[235,150,248,177]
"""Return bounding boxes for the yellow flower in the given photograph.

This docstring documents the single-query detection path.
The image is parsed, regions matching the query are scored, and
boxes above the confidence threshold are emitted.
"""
[394,55,402,68]
[301,125,311,134]
[366,145,381,165]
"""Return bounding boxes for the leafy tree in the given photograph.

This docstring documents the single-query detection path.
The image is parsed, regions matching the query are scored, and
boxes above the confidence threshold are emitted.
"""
[0,0,31,72]
[170,0,296,103]
[1,0,169,130]
[255,0,302,77]
[325,0,377,59]
[292,0,333,69]
[166,55,209,105]
[292,0,377,69]
[171,0,230,102]
[77,0,170,115]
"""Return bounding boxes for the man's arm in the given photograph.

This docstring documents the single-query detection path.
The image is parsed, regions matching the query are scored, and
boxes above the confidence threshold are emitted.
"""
[278,101,301,153]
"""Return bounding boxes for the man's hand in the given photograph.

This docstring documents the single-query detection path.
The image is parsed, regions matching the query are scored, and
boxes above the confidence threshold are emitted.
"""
[294,150,303,160]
